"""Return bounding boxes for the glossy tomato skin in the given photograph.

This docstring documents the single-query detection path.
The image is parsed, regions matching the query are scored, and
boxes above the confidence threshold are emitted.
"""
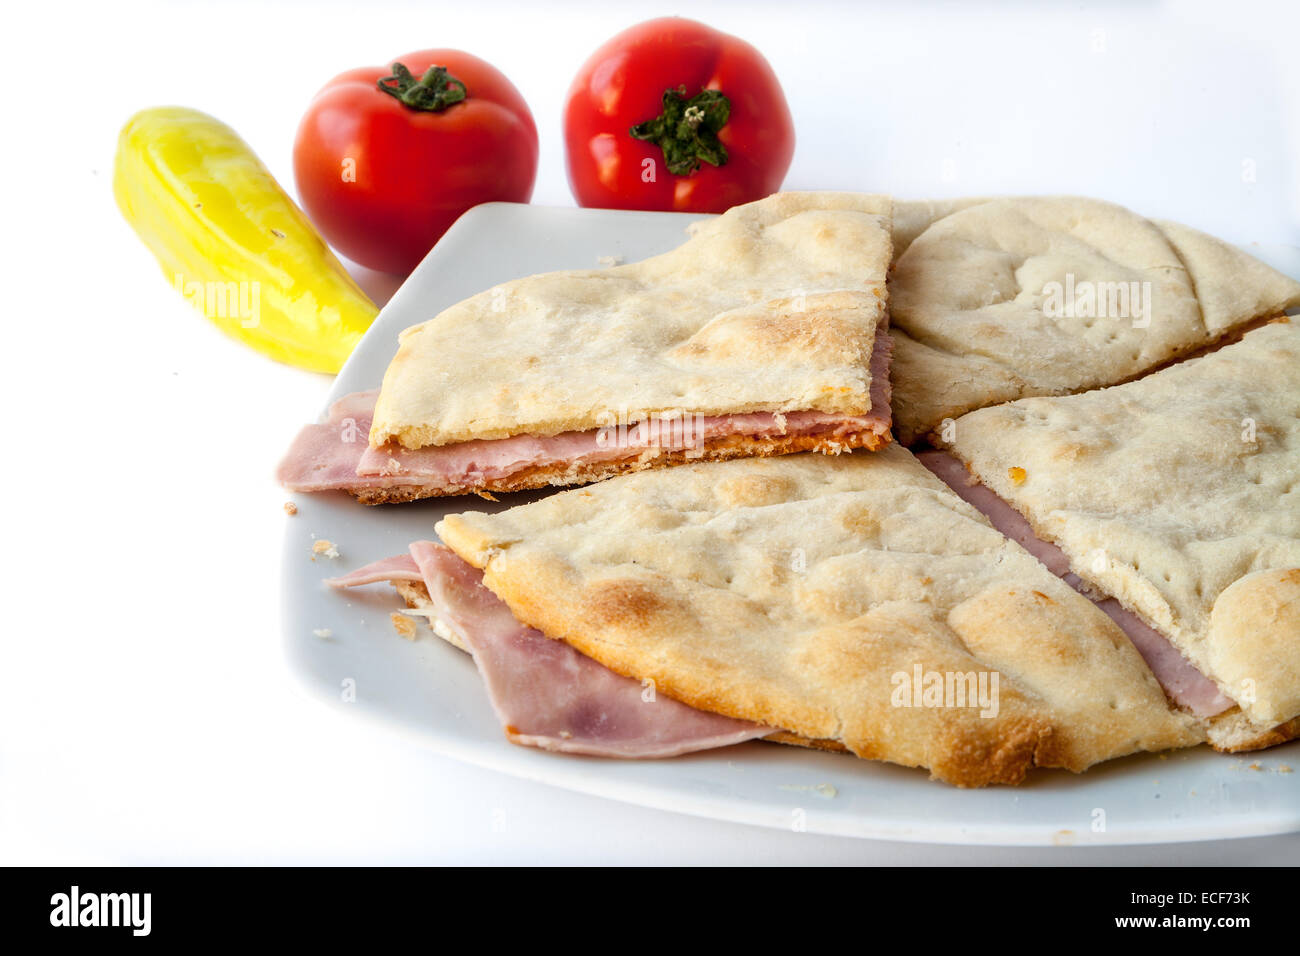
[564,18,794,213]
[295,50,538,274]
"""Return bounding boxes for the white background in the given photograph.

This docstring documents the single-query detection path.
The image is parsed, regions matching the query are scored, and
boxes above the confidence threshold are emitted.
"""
[2,0,1298,864]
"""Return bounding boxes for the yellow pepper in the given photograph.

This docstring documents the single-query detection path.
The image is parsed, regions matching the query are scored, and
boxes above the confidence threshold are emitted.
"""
[114,107,378,374]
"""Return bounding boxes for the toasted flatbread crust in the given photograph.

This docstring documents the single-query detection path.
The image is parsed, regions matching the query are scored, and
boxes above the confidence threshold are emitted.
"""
[888,197,1300,443]
[1207,711,1300,753]
[352,425,890,505]
[895,313,1285,449]
[890,197,993,262]
[370,192,893,450]
[399,520,1294,758]
[436,447,1201,787]
[1154,219,1300,334]
[944,320,1300,732]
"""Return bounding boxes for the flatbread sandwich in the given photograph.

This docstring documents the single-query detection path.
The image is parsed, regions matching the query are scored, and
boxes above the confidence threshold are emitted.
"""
[933,318,1300,753]
[279,192,896,502]
[300,192,1299,788]
[332,447,1204,786]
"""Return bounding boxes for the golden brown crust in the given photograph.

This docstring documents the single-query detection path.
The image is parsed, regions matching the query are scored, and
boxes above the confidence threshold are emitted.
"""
[437,447,1202,787]
[763,732,850,753]
[480,561,1065,787]
[351,427,890,505]
[1208,712,1300,753]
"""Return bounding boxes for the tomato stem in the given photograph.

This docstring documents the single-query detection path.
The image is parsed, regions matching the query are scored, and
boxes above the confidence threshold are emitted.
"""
[377,62,468,112]
[630,87,730,176]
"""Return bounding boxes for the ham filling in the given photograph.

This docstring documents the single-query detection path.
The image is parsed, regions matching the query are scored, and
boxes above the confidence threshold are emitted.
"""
[324,553,425,587]
[278,331,893,495]
[323,449,1231,762]
[916,451,1234,718]
[327,543,770,758]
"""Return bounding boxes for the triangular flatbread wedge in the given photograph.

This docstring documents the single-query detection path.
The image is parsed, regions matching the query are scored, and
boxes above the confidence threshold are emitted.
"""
[942,319,1300,751]
[279,192,896,502]
[888,196,1300,443]
[436,446,1201,786]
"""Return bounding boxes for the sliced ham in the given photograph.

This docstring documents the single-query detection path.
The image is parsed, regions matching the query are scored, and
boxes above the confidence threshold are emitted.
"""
[916,450,1234,718]
[329,543,770,758]
[277,331,893,496]
[354,407,884,484]
[1088,596,1234,718]
[277,390,429,493]
[324,553,424,587]
[916,450,1073,577]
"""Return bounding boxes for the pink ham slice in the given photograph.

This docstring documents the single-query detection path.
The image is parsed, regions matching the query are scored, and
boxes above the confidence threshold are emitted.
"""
[916,451,1235,718]
[328,543,770,758]
[277,331,893,496]
[325,553,424,587]
[277,390,428,494]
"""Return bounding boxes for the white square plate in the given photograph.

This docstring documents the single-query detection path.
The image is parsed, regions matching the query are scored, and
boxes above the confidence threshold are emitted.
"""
[281,202,1300,845]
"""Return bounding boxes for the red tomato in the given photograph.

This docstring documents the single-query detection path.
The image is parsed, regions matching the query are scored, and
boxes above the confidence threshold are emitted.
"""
[294,50,538,274]
[564,18,795,213]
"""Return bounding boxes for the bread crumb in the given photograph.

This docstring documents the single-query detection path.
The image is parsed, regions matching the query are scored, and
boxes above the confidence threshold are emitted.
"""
[312,539,339,559]
[391,612,417,640]
[1008,466,1027,485]
[559,730,573,739]
[312,628,332,639]
[475,490,500,501]
[1248,762,1262,771]
[283,501,298,516]
[1279,765,1293,773]
[597,254,624,267]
